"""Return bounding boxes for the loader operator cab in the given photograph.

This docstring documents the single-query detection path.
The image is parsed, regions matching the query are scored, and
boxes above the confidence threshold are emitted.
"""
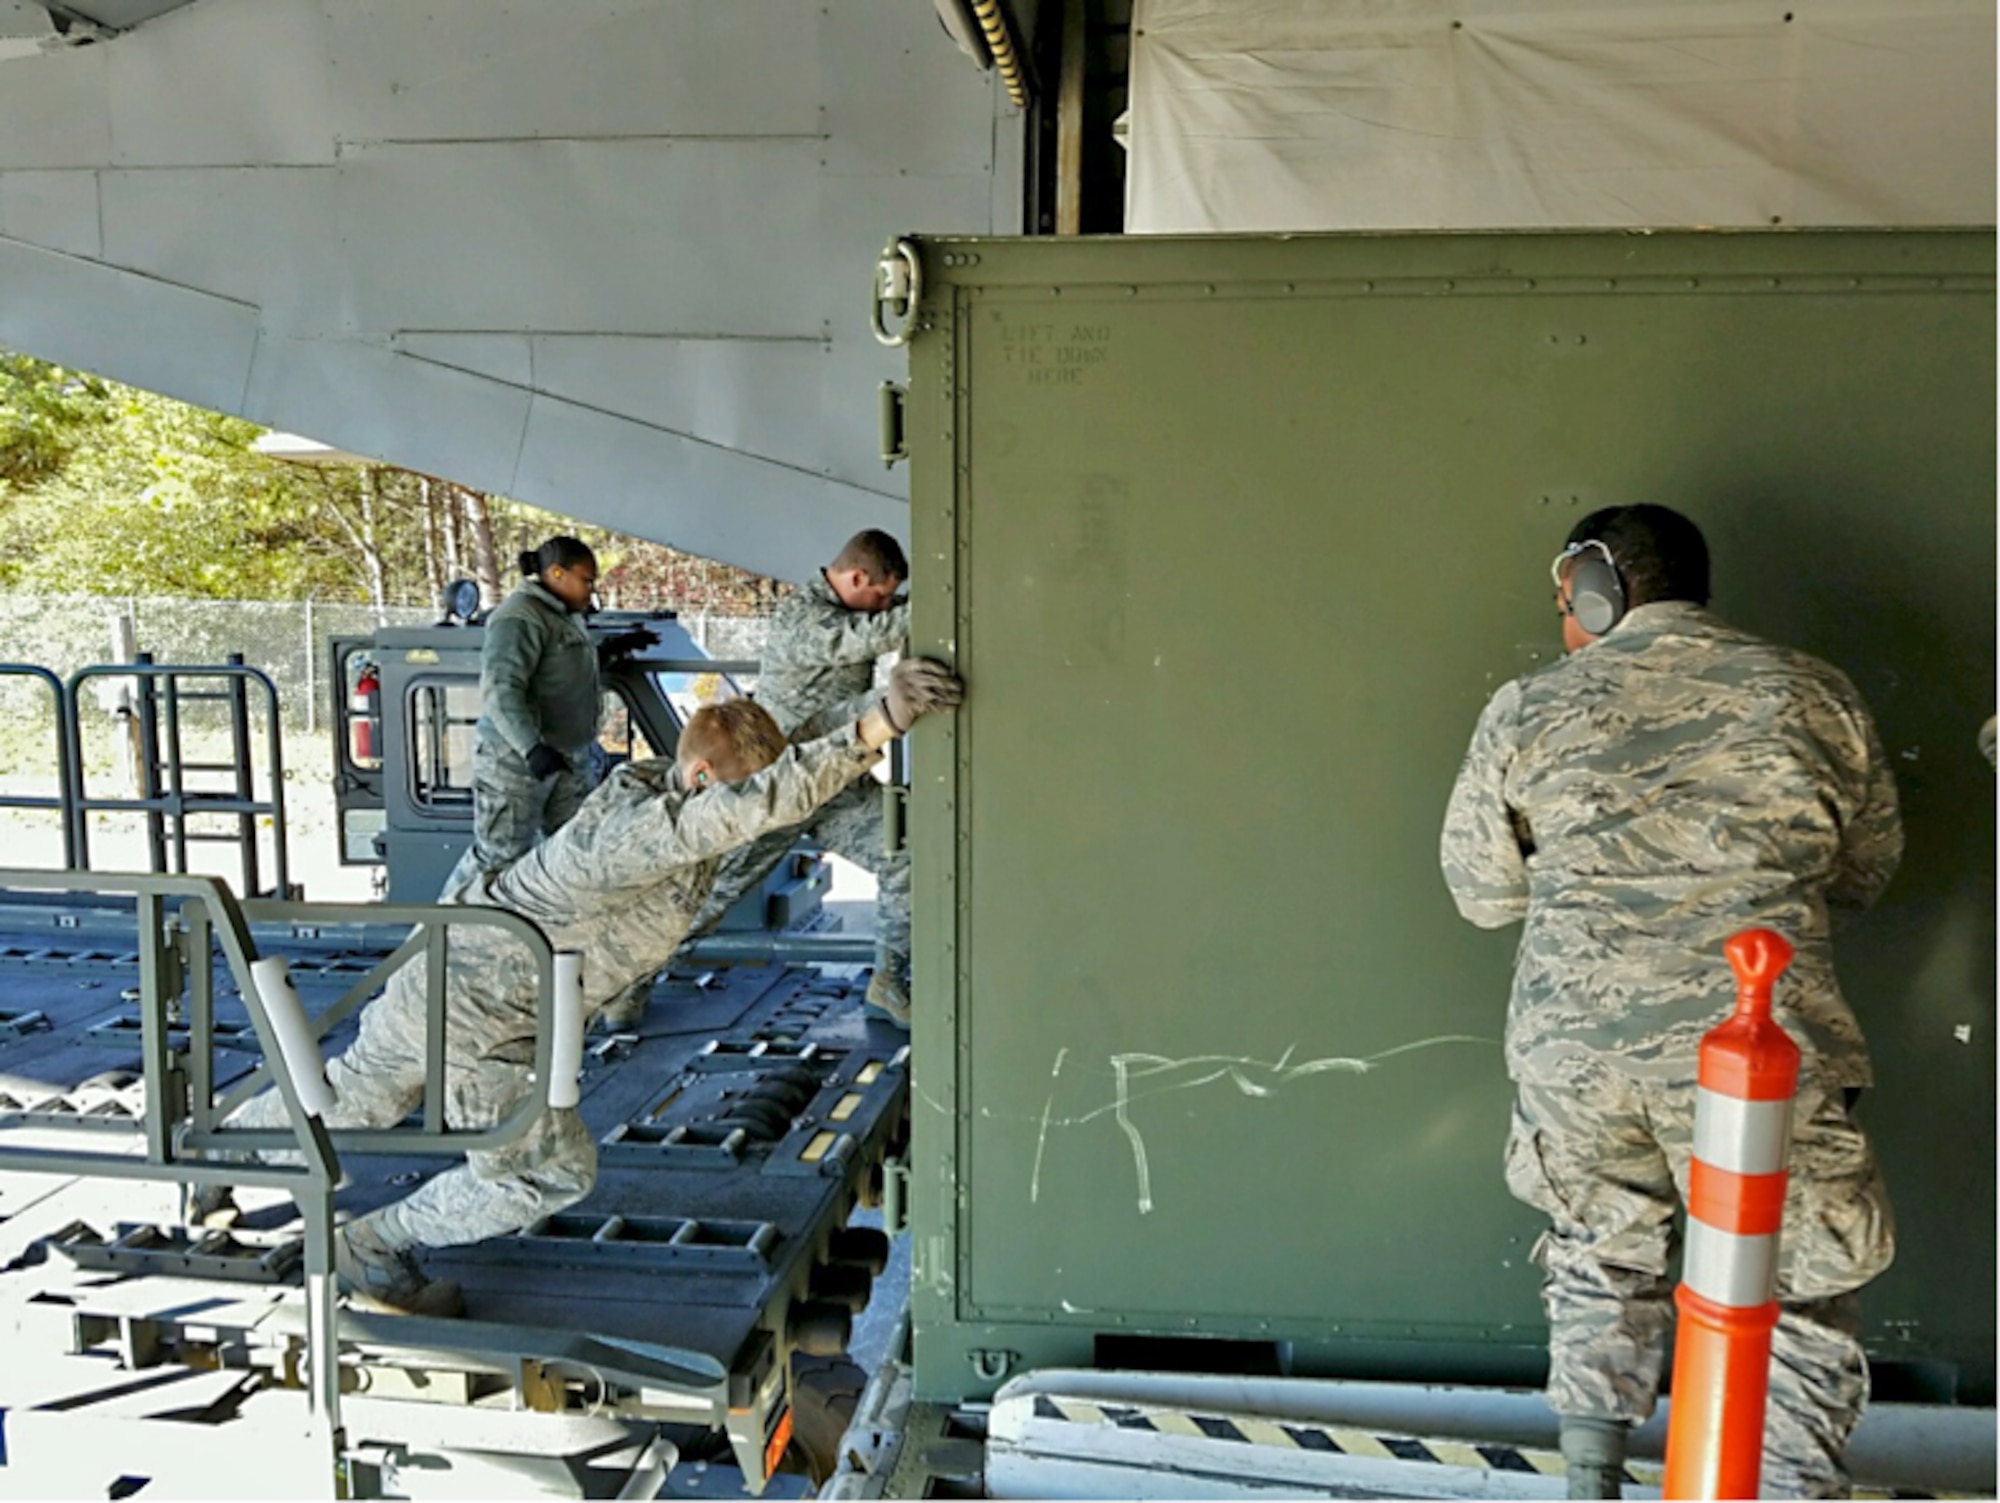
[329,594,829,930]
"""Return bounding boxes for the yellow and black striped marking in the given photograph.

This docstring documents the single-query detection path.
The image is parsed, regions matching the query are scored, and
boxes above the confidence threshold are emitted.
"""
[1026,1395,1646,1485]
[1023,1395,1977,1498]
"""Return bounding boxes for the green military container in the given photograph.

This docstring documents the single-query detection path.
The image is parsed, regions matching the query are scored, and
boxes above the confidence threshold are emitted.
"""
[896,229,1996,1405]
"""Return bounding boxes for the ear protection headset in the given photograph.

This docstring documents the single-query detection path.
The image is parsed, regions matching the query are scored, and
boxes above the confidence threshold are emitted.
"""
[1551,539,1627,636]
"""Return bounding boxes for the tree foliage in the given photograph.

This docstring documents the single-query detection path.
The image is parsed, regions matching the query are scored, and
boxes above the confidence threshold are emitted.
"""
[0,352,115,488]
[0,351,781,612]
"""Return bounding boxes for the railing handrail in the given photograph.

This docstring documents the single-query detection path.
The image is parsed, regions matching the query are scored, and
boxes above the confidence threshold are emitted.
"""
[185,895,562,1158]
[63,658,291,898]
[0,866,335,1180]
[0,871,562,1165]
[0,664,79,868]
[0,867,349,1434]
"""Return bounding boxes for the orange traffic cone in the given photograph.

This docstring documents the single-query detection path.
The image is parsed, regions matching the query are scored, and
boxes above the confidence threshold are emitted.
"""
[1664,928,1801,1500]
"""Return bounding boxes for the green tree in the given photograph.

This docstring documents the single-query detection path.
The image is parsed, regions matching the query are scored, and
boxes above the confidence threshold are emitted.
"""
[0,378,347,599]
[0,348,781,611]
[0,353,113,488]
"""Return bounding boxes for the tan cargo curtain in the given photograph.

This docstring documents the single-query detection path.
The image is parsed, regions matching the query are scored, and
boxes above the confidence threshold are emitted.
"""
[1126,0,1997,232]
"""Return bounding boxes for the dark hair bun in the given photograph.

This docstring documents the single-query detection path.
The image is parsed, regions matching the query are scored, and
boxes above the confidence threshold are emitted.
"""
[517,551,539,576]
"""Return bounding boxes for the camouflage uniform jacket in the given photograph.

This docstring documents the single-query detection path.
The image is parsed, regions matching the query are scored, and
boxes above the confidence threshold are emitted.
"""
[431,723,882,1053]
[1440,602,1902,1089]
[476,579,600,759]
[755,571,909,737]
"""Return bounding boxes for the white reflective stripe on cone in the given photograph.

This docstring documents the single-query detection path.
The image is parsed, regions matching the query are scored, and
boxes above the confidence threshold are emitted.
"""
[1692,1091,1794,1177]
[1682,1221,1778,1309]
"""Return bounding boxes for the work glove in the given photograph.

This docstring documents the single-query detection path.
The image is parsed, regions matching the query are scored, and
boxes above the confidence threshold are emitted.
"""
[525,743,570,780]
[880,657,964,734]
[598,625,659,661]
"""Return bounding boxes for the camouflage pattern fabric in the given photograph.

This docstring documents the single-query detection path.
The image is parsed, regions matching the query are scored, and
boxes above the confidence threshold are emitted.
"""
[469,734,592,871]
[1507,1061,1893,1498]
[810,779,908,971]
[685,776,909,980]
[476,578,602,761]
[1440,600,1902,1498]
[1440,602,1902,1090]
[687,827,797,939]
[754,571,909,741]
[228,724,883,1249]
[724,569,913,978]
[469,577,603,871]
[230,979,596,1251]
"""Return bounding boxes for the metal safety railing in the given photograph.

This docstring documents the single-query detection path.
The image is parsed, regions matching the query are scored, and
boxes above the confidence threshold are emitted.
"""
[67,656,292,898]
[179,896,567,1157]
[0,664,79,868]
[0,866,571,1473]
[0,868,346,1435]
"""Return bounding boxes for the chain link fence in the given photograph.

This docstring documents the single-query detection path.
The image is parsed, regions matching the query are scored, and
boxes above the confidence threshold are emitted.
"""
[0,594,794,895]
[681,613,776,666]
[0,595,430,732]
[0,594,780,896]
[0,594,778,733]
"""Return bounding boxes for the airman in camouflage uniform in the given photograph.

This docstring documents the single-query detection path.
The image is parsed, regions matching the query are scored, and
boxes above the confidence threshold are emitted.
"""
[225,661,963,1314]
[701,529,915,1024]
[470,539,604,871]
[1440,505,1900,1500]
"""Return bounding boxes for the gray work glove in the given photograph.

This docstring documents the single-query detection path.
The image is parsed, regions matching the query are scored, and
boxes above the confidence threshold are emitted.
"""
[880,657,964,733]
[525,743,569,780]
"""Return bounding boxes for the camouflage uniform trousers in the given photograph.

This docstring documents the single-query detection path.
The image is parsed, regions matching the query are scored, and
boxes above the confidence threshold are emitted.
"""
[1505,1060,1894,1498]
[470,735,593,872]
[230,982,595,1251]
[467,739,656,1019]
[689,776,909,980]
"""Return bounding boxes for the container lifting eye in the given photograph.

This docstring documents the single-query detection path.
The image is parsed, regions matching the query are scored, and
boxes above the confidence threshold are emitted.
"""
[871,239,923,349]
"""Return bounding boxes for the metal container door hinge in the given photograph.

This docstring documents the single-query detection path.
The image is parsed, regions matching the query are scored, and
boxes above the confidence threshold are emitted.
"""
[882,782,909,854]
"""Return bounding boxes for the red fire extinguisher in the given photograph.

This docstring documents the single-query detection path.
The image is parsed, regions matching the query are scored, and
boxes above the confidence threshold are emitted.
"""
[350,661,381,762]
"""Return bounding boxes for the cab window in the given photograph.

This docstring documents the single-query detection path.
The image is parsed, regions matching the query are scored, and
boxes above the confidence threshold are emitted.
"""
[652,669,741,725]
[410,678,479,810]
[597,689,660,766]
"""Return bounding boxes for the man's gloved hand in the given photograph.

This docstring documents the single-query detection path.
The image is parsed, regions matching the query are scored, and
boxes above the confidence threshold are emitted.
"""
[526,743,570,780]
[881,657,964,733]
[598,625,659,661]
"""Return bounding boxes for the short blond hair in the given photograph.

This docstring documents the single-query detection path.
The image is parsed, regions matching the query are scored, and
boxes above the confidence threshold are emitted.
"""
[679,699,787,781]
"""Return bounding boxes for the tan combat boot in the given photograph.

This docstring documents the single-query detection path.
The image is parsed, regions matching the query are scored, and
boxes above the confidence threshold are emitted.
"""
[335,1217,465,1318]
[863,969,911,1029]
[182,1182,240,1229]
[596,974,652,1031]
[1559,1416,1629,1499]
